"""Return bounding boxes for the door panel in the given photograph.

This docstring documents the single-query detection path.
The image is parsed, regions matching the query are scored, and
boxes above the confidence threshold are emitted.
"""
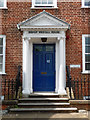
[33,44,55,91]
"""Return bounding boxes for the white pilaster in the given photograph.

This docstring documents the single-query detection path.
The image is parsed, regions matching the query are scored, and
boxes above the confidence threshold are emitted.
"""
[30,42,33,93]
[64,35,66,88]
[58,31,67,95]
[55,41,59,93]
[22,37,31,95]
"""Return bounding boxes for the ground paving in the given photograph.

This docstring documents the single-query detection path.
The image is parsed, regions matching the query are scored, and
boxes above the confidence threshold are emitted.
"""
[1,111,90,120]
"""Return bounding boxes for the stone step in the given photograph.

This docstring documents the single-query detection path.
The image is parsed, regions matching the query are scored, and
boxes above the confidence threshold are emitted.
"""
[18,102,70,105]
[9,95,78,114]
[19,98,69,103]
[19,98,69,100]
[29,94,68,98]
[18,102,70,108]
[10,107,78,113]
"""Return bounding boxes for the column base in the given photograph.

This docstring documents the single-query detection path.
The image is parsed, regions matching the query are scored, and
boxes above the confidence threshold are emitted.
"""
[22,89,30,95]
[58,88,67,95]
[30,88,33,93]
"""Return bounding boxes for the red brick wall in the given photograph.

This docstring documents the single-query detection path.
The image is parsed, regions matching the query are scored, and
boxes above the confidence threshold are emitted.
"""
[0,2,90,94]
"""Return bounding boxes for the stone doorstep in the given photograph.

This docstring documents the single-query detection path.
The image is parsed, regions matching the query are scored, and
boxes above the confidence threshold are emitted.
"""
[29,93,68,97]
[18,103,70,106]
[19,98,69,100]
[29,93,59,95]
[10,107,78,112]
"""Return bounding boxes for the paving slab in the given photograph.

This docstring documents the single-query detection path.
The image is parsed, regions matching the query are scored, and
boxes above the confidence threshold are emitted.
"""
[1,112,90,120]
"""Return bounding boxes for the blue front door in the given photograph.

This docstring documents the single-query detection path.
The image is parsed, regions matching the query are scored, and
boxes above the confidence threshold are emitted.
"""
[33,44,55,92]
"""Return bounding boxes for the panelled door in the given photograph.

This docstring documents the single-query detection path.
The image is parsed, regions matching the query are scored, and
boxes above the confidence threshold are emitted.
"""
[33,44,55,92]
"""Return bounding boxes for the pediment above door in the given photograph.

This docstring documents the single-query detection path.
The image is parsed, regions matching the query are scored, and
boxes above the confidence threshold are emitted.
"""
[17,11,70,31]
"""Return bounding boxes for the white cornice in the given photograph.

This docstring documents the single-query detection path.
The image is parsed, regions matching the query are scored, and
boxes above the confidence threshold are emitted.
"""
[20,27,69,32]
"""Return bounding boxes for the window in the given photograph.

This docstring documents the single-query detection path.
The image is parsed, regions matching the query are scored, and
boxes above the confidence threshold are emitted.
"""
[46,46,54,52]
[0,35,6,74]
[35,46,43,52]
[82,35,90,73]
[32,0,57,8]
[82,0,90,8]
[0,0,7,8]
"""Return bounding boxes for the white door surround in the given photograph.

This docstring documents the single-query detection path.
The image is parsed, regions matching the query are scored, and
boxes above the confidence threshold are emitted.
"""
[17,11,70,95]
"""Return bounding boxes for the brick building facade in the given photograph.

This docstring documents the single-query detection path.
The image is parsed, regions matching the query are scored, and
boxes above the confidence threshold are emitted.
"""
[0,0,90,96]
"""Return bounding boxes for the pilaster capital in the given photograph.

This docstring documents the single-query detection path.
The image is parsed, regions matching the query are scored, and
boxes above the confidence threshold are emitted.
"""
[57,36,65,41]
[60,31,65,35]
[57,37,60,41]
[23,37,31,41]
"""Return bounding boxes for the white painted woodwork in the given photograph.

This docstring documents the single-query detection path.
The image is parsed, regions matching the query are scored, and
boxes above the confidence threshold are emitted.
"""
[0,35,6,74]
[22,38,31,94]
[58,32,66,95]
[31,0,57,8]
[82,34,90,74]
[19,11,70,95]
[17,11,69,30]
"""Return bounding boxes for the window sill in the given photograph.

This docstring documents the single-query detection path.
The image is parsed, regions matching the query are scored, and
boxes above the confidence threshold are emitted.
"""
[81,6,90,8]
[0,7,8,10]
[31,7,58,9]
[0,73,6,75]
[82,71,90,74]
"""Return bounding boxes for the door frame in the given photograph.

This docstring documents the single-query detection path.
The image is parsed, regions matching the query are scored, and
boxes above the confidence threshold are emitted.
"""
[33,44,56,92]
[22,31,66,95]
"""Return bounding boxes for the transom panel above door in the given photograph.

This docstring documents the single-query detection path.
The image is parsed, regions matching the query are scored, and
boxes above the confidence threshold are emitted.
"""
[33,44,55,92]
